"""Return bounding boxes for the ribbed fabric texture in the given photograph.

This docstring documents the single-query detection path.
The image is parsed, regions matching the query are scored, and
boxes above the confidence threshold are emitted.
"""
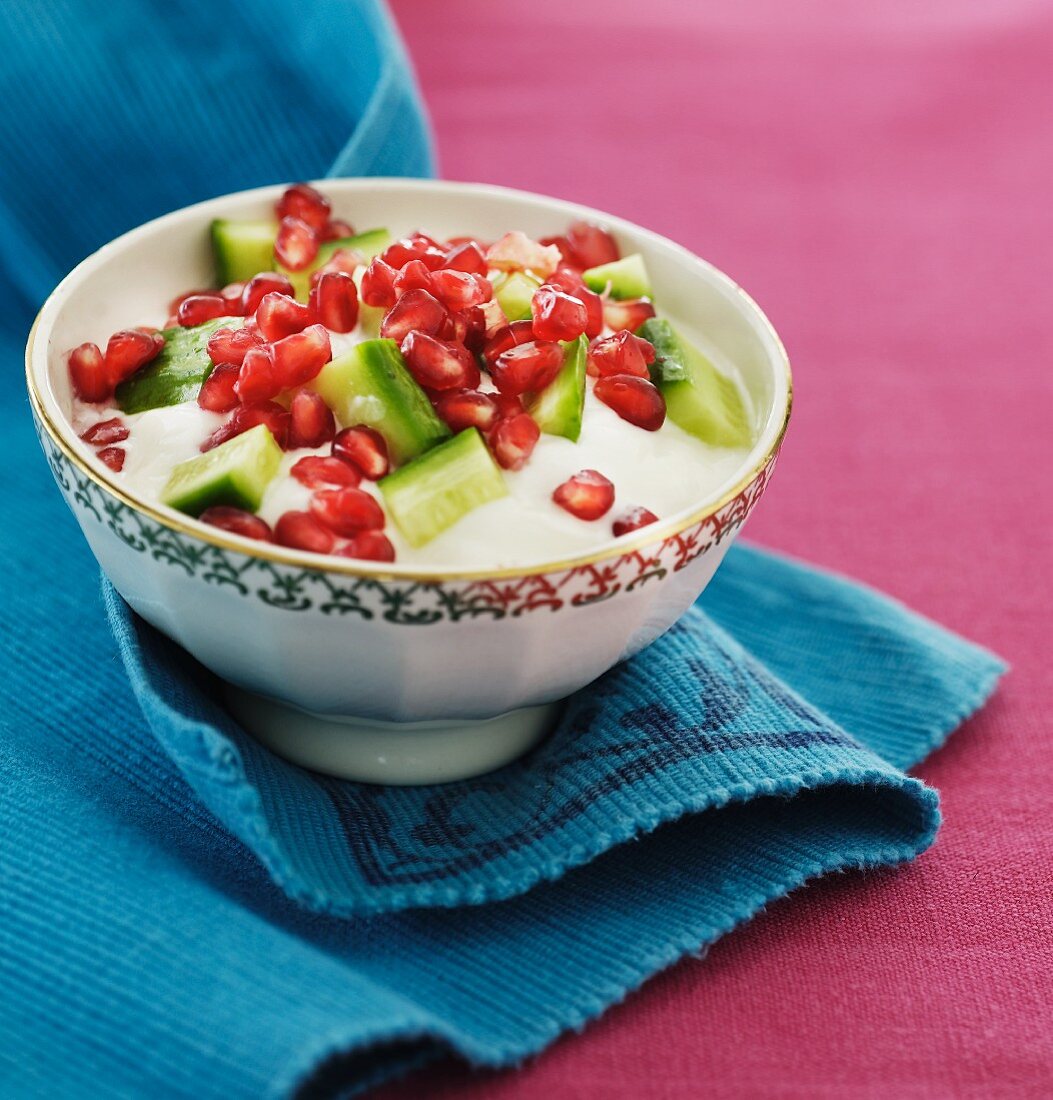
[0,2,1006,1095]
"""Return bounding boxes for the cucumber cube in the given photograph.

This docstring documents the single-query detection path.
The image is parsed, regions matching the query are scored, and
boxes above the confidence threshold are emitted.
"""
[161,424,282,517]
[583,253,652,300]
[380,429,508,547]
[211,219,278,285]
[528,336,587,442]
[494,271,541,321]
[279,227,392,301]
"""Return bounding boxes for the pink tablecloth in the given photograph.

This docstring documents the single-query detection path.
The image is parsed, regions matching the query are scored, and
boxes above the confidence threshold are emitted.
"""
[381,2,1053,1094]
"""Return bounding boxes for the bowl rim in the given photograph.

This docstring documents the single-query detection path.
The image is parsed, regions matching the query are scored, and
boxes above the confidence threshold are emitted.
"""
[26,177,793,584]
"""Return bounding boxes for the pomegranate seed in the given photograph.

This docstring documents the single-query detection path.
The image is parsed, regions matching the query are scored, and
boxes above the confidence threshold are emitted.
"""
[68,343,111,402]
[256,291,313,342]
[481,319,535,367]
[219,282,246,313]
[338,531,397,563]
[360,257,399,307]
[433,390,498,433]
[332,426,390,480]
[274,215,319,272]
[380,289,447,343]
[459,304,493,353]
[594,374,666,431]
[313,247,363,282]
[197,364,241,412]
[270,324,331,388]
[309,271,359,333]
[241,272,295,315]
[392,258,436,296]
[492,392,526,419]
[276,183,331,232]
[80,418,129,446]
[168,287,212,315]
[486,231,561,278]
[207,325,264,366]
[538,235,583,271]
[441,241,488,275]
[400,332,479,391]
[288,391,336,449]
[552,469,615,521]
[290,455,361,489]
[603,297,656,332]
[531,284,588,342]
[204,401,291,452]
[200,506,274,542]
[587,330,656,379]
[491,340,564,395]
[489,413,540,471]
[234,347,280,404]
[439,311,469,344]
[275,510,335,554]
[104,328,162,382]
[612,506,660,537]
[430,269,492,311]
[177,294,228,327]
[310,487,385,536]
[566,221,620,268]
[383,235,446,271]
[547,268,604,338]
[97,446,125,472]
[321,218,354,241]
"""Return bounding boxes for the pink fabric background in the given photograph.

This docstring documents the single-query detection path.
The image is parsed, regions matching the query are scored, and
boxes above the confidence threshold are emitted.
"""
[380,1,1053,1095]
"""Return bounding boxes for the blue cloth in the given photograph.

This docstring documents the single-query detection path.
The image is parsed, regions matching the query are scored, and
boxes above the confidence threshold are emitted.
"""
[0,1,1005,1096]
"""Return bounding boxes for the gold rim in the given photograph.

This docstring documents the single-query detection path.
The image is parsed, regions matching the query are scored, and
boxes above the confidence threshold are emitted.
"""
[26,265,792,587]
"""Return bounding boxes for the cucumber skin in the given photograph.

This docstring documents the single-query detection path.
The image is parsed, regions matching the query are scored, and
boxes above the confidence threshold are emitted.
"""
[211,219,277,286]
[115,317,239,414]
[280,228,392,300]
[583,253,652,300]
[528,336,587,442]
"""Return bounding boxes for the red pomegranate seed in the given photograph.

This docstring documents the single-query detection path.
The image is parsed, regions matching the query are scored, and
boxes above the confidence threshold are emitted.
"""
[104,328,162,382]
[275,510,335,554]
[241,272,295,316]
[538,235,583,271]
[234,347,279,404]
[531,284,588,342]
[321,218,354,241]
[288,390,336,449]
[492,392,525,419]
[271,324,332,388]
[360,257,399,308]
[439,311,469,344]
[392,259,436,296]
[380,289,447,343]
[97,446,125,472]
[546,268,604,338]
[168,287,212,315]
[219,282,246,313]
[177,294,228,328]
[400,332,479,391]
[204,401,291,451]
[441,241,488,275]
[459,304,493,352]
[274,215,319,272]
[430,269,492,311]
[200,506,274,542]
[207,325,264,367]
[276,183,331,232]
[603,297,656,332]
[612,506,660,537]
[198,364,241,412]
[489,413,540,471]
[309,271,359,333]
[290,455,361,489]
[338,531,397,563]
[256,291,313,342]
[481,319,536,367]
[310,487,385,536]
[382,235,446,271]
[80,418,129,446]
[491,339,564,395]
[485,231,560,278]
[587,330,656,379]
[332,426,390,480]
[433,390,498,433]
[566,221,620,268]
[552,469,615,521]
[594,374,666,431]
[68,343,111,402]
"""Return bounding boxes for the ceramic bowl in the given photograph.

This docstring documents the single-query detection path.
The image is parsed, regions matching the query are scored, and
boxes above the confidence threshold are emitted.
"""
[26,179,792,784]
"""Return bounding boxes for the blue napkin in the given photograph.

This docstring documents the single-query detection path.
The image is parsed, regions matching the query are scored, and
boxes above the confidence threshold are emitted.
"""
[0,2,1005,1095]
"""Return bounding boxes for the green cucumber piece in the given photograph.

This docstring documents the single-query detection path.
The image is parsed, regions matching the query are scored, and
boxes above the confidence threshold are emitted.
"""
[638,318,753,448]
[379,428,508,547]
[211,219,278,285]
[115,317,240,414]
[311,338,450,465]
[161,424,282,517]
[583,253,652,300]
[493,271,541,321]
[279,227,392,301]
[527,336,587,442]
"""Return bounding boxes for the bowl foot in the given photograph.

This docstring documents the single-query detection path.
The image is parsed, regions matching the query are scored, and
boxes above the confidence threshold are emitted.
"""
[223,685,562,785]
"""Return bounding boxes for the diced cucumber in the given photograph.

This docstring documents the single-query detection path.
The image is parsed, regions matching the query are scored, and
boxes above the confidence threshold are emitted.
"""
[583,253,652,300]
[527,336,587,442]
[311,338,450,465]
[379,428,508,547]
[115,317,240,414]
[211,219,278,285]
[493,271,541,321]
[279,227,392,301]
[638,319,754,448]
[161,424,282,517]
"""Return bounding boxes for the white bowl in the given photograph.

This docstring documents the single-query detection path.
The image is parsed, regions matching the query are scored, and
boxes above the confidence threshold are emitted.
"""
[27,179,792,783]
